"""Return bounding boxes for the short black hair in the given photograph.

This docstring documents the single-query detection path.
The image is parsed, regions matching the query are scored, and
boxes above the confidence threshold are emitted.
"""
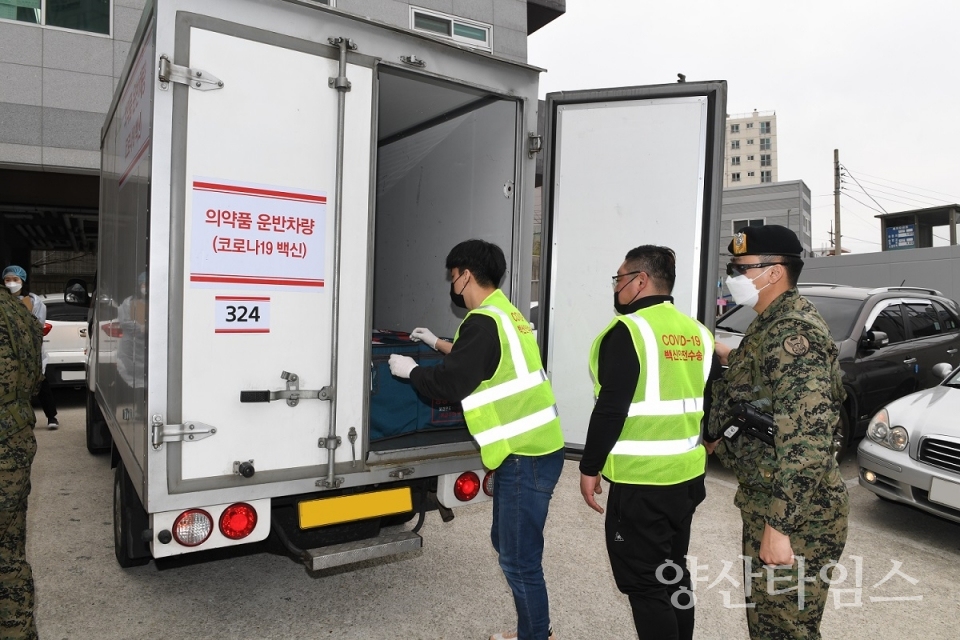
[445,239,506,287]
[623,245,676,293]
[758,254,804,287]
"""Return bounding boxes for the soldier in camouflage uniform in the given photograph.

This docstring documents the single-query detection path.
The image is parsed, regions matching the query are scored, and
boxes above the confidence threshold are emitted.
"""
[706,225,848,640]
[0,286,43,639]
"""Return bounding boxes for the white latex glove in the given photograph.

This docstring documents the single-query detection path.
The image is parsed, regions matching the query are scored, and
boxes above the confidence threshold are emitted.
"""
[388,354,418,379]
[410,327,439,350]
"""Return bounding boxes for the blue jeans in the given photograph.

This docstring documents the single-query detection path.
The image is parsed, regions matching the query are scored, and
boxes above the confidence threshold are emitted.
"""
[491,449,564,640]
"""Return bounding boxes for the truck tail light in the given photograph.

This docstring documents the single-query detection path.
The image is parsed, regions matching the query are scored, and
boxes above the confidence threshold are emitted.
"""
[101,321,123,338]
[172,509,213,546]
[42,322,52,336]
[219,503,258,540]
[482,471,495,497]
[453,471,481,502]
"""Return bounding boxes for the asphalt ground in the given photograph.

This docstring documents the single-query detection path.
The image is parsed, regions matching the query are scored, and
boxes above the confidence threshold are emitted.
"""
[25,389,960,639]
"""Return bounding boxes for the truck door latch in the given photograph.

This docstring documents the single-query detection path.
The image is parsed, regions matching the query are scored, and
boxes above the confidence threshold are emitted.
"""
[151,415,217,449]
[158,54,224,91]
[240,371,335,407]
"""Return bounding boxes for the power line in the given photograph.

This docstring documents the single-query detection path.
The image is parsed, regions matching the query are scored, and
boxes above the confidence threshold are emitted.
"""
[842,185,937,211]
[842,179,947,208]
[839,164,887,213]
[840,167,960,202]
[846,176,953,205]
[839,203,882,227]
[841,191,886,215]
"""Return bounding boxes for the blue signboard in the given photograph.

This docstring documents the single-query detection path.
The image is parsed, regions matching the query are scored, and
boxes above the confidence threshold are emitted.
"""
[886,224,915,250]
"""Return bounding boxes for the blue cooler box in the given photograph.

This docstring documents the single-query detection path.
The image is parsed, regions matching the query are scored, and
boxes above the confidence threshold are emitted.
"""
[370,331,466,442]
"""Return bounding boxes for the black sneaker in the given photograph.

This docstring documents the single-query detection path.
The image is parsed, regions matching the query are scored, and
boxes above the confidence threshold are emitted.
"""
[48,419,59,430]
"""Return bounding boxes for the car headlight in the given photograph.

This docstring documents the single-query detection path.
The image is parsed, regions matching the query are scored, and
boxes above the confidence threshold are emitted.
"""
[866,409,908,451]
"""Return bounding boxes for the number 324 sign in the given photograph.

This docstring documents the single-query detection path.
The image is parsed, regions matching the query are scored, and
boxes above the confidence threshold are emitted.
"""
[215,296,270,334]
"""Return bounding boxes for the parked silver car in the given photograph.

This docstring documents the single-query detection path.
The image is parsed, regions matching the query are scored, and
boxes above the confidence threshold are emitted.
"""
[858,363,960,523]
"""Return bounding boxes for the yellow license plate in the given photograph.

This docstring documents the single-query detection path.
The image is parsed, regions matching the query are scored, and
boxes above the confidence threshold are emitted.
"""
[298,487,413,529]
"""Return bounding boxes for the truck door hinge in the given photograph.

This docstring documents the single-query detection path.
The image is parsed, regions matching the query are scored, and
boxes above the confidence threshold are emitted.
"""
[239,371,334,407]
[527,132,543,158]
[151,415,217,449]
[389,467,416,480]
[158,54,224,91]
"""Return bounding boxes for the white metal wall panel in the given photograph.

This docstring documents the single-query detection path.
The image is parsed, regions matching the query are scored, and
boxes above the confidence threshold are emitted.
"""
[178,28,372,480]
[545,97,710,448]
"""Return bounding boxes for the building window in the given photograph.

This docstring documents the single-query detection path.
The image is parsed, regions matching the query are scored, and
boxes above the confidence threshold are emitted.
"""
[731,140,740,150]
[760,154,771,167]
[747,155,754,161]
[761,170,772,183]
[0,0,111,35]
[747,171,755,177]
[730,124,740,134]
[731,173,741,182]
[760,138,771,151]
[746,139,754,145]
[411,7,492,50]
[746,123,754,129]
[733,219,764,233]
[731,156,741,166]
[760,121,771,134]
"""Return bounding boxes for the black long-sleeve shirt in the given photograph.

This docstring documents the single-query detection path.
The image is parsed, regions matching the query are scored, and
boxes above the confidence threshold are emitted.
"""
[579,295,723,476]
[408,314,500,402]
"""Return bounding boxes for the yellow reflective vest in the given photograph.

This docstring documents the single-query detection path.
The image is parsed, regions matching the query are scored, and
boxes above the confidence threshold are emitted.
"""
[590,302,712,485]
[457,290,564,469]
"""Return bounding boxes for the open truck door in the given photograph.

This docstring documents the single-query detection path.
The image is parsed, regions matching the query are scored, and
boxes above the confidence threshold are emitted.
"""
[537,82,727,451]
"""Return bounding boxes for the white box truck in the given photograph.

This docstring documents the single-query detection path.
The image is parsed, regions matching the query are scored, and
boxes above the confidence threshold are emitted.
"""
[67,0,727,569]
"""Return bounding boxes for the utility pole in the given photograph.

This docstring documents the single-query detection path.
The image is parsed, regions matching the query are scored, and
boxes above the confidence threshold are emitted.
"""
[833,149,841,256]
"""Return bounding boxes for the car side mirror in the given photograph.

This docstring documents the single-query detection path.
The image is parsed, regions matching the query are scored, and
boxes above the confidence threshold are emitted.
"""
[64,278,90,307]
[861,330,889,350]
[932,362,954,380]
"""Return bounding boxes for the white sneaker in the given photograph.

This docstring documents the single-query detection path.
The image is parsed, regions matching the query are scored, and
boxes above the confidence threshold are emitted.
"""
[489,630,556,640]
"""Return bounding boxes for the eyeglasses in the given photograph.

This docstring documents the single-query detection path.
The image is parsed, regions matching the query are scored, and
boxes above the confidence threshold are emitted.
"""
[725,262,785,277]
[611,271,643,290]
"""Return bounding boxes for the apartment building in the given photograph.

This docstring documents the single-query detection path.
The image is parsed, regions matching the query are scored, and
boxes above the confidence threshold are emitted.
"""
[724,109,777,188]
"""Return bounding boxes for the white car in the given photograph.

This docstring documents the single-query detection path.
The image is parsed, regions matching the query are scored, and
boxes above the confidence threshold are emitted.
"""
[39,293,88,387]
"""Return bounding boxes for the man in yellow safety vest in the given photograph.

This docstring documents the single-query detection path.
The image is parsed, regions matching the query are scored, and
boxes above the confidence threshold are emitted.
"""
[389,239,564,640]
[579,245,722,640]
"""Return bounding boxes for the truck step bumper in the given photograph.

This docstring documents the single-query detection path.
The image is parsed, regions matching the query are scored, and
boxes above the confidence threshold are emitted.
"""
[304,530,422,571]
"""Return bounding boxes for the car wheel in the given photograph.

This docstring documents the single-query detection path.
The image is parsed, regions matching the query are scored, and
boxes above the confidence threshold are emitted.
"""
[114,458,151,568]
[86,389,112,454]
[832,408,852,461]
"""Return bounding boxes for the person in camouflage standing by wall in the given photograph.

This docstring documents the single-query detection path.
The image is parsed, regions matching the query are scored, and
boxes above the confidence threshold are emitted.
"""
[0,283,43,639]
[706,225,848,639]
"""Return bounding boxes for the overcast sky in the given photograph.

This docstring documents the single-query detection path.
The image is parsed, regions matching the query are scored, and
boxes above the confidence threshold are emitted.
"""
[527,0,960,254]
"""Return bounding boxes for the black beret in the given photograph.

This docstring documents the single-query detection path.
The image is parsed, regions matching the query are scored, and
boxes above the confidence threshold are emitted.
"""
[728,224,803,257]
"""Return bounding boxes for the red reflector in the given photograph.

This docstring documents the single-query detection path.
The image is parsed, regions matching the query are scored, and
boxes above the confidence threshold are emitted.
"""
[219,503,258,540]
[101,321,123,338]
[42,323,52,336]
[454,471,481,502]
[483,471,495,497]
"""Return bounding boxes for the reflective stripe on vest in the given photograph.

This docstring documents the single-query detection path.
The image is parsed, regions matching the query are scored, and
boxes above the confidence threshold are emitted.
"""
[457,291,563,469]
[592,303,712,485]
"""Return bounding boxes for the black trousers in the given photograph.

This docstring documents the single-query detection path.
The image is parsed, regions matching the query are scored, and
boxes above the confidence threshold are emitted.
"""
[37,377,57,421]
[605,475,706,640]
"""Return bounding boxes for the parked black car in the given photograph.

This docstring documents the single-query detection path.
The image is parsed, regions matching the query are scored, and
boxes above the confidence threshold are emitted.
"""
[715,285,960,457]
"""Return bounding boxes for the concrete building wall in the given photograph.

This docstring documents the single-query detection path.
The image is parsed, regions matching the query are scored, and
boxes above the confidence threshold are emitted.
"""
[802,245,960,305]
[0,0,528,176]
[724,110,777,188]
[338,0,528,61]
[0,0,146,174]
[721,180,812,253]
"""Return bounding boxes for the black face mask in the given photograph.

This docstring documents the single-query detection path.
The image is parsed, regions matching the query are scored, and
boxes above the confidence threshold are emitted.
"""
[450,273,468,309]
[613,276,640,315]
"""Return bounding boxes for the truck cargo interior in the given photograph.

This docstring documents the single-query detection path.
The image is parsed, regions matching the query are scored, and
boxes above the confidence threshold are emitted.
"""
[367,67,520,455]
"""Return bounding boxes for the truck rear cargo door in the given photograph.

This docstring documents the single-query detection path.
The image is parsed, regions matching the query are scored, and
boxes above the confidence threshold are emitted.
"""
[171,25,372,482]
[539,82,727,450]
